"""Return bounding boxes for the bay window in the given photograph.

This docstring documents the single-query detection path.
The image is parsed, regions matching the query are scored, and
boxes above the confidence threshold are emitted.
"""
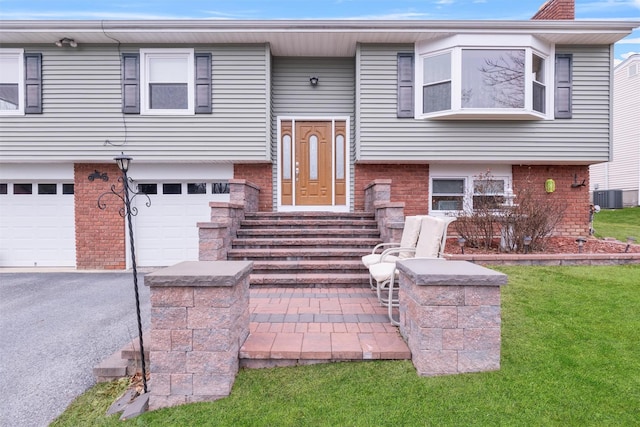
[416,35,553,120]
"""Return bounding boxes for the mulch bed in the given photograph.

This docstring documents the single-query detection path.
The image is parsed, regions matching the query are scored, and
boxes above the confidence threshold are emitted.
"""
[444,236,640,255]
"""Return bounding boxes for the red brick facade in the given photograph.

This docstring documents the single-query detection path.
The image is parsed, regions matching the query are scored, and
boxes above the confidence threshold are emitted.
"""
[531,0,574,20]
[355,164,430,216]
[233,163,273,211]
[355,163,590,237]
[512,165,590,237]
[74,163,126,269]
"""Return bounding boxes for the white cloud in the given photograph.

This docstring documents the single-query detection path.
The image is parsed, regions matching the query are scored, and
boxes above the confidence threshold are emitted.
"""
[0,10,195,19]
[617,37,640,44]
[436,0,456,4]
[579,0,640,13]
[615,51,639,66]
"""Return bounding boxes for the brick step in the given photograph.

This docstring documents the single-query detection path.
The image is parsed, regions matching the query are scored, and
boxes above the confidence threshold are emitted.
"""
[237,228,380,238]
[228,248,371,261]
[240,287,410,366]
[250,273,370,287]
[243,212,376,221]
[232,237,380,249]
[240,219,378,229]
[251,260,368,275]
[93,335,148,383]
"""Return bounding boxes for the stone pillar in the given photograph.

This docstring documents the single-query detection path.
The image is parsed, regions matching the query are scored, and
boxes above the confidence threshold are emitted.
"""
[363,179,405,242]
[364,179,392,213]
[229,179,260,213]
[144,261,252,410]
[198,180,260,261]
[396,259,507,376]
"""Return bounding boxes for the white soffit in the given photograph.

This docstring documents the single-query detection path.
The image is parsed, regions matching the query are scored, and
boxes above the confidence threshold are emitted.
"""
[0,20,637,57]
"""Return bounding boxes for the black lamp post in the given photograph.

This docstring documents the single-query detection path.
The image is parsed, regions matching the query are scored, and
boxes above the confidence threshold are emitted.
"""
[98,153,150,394]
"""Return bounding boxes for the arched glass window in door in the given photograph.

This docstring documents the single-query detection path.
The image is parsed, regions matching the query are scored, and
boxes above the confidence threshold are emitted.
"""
[309,134,318,180]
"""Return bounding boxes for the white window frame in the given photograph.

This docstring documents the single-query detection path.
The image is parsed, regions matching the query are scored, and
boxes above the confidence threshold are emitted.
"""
[140,48,194,115]
[0,49,25,116]
[429,164,512,214]
[416,35,553,120]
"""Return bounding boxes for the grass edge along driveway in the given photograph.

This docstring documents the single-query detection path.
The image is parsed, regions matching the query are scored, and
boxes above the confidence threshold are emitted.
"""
[53,265,640,427]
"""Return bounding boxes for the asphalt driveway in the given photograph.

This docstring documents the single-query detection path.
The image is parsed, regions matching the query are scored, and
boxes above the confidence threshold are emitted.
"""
[0,271,151,427]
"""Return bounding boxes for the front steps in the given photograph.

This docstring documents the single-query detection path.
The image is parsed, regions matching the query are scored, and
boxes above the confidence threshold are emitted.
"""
[94,212,410,383]
[227,212,380,287]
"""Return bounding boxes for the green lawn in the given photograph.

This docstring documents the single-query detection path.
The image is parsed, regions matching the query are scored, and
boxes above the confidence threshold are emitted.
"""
[53,265,640,426]
[593,206,640,242]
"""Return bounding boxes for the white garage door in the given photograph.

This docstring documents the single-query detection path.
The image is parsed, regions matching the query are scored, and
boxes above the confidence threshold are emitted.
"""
[0,182,76,267]
[132,181,229,267]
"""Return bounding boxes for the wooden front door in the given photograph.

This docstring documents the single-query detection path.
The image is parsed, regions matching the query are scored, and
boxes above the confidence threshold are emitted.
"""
[280,120,346,207]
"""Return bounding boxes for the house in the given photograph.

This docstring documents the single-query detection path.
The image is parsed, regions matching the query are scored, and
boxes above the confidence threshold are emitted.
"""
[0,0,637,269]
[589,54,640,208]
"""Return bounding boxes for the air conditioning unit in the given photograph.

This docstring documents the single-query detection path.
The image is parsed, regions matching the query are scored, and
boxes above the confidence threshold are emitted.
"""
[593,190,623,209]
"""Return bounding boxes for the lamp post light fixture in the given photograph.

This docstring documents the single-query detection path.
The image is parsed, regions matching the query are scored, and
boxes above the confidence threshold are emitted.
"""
[625,236,637,253]
[457,237,466,254]
[523,236,532,254]
[575,237,587,254]
[98,153,151,394]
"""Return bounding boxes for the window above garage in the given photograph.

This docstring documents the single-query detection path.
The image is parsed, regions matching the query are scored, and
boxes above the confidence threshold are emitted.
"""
[122,48,212,116]
[414,35,555,120]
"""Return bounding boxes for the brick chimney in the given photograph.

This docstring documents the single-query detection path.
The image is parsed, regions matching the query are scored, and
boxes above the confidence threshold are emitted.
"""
[531,0,574,20]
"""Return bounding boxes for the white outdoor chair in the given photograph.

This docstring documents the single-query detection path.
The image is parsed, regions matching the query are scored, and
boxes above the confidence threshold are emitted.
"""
[368,215,456,325]
[361,215,425,289]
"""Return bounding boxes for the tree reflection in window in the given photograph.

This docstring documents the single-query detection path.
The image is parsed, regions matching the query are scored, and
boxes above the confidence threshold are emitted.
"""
[462,49,525,109]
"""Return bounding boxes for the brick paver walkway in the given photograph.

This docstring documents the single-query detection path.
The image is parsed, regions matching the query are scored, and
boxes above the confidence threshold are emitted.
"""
[240,287,411,364]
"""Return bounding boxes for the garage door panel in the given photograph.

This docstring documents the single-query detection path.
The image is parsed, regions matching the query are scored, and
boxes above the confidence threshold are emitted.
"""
[134,188,225,267]
[0,182,75,267]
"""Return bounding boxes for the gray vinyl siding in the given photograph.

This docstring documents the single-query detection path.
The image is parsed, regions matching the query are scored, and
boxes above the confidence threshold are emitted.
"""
[0,44,270,163]
[271,57,356,208]
[357,44,612,164]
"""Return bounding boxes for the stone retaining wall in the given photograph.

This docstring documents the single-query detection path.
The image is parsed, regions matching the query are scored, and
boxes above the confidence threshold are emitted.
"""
[144,261,252,410]
[397,259,508,376]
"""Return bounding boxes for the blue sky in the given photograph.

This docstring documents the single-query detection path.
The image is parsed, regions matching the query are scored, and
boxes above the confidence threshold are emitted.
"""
[1,0,638,65]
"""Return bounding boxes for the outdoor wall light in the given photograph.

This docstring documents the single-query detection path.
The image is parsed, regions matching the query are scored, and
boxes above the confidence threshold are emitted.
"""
[575,237,587,253]
[523,236,532,254]
[625,236,636,253]
[457,237,466,254]
[55,37,78,48]
[309,76,319,86]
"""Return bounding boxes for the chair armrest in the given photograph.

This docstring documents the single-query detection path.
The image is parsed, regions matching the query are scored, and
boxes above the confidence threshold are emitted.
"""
[380,247,416,262]
[370,242,400,255]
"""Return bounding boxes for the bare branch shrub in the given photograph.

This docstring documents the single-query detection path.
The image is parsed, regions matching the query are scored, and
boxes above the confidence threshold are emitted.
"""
[453,171,566,253]
[453,171,503,250]
[501,179,566,252]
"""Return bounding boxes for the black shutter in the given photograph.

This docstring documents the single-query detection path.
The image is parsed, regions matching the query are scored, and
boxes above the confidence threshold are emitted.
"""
[555,54,572,119]
[24,53,42,114]
[397,53,414,118]
[194,52,212,114]
[121,53,140,114]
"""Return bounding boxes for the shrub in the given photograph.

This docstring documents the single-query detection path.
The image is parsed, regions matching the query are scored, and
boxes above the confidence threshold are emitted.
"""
[454,171,566,252]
